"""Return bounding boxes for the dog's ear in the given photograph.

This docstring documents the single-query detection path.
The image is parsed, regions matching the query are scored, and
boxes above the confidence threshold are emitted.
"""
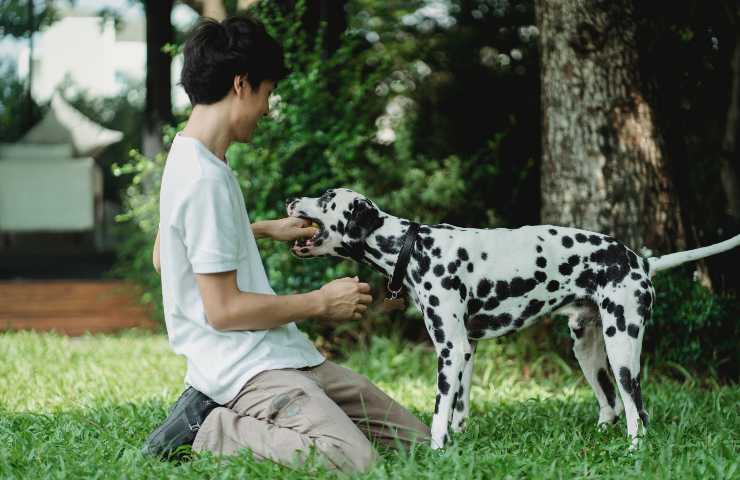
[344,198,384,244]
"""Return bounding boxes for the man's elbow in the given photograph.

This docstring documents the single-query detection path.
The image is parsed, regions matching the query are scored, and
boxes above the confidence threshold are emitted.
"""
[207,306,232,331]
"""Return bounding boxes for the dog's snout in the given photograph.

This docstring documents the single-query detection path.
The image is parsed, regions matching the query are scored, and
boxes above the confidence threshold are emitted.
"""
[285,197,297,206]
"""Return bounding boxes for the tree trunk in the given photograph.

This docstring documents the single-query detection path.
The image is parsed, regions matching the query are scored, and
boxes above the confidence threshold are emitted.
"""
[143,0,175,158]
[720,32,740,222]
[536,0,685,255]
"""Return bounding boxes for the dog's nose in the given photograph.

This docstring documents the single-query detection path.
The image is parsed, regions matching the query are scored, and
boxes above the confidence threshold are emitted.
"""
[285,197,297,206]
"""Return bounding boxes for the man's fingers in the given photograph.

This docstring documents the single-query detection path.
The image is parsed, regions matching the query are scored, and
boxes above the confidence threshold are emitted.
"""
[358,293,373,305]
[355,304,368,313]
[352,312,362,320]
[356,282,371,294]
[300,227,319,238]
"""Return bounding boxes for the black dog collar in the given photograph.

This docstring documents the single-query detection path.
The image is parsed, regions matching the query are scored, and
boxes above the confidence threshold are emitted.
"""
[385,222,420,301]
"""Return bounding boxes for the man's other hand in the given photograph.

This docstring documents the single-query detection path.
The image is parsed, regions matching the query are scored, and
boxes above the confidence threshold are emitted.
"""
[318,277,373,321]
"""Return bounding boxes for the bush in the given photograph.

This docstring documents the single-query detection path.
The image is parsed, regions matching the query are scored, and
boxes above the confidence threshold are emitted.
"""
[646,268,739,381]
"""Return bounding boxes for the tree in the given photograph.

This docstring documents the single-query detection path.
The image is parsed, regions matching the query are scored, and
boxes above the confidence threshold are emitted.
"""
[536,0,685,254]
[142,0,175,157]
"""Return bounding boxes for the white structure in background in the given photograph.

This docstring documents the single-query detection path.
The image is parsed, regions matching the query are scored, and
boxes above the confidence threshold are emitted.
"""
[15,5,194,109]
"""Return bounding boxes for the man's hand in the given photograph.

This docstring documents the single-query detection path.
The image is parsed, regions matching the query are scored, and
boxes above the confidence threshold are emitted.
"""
[258,217,319,242]
[318,277,373,321]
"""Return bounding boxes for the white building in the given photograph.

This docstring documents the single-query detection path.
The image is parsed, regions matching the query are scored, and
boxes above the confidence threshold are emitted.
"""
[13,5,195,109]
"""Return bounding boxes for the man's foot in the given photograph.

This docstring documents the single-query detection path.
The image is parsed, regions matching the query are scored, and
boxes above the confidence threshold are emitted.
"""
[141,386,219,460]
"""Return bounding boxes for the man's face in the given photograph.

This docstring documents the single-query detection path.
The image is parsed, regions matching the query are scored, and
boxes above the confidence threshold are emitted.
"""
[231,78,274,142]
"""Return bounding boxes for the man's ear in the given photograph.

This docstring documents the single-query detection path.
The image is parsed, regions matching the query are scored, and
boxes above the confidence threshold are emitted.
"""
[234,74,249,96]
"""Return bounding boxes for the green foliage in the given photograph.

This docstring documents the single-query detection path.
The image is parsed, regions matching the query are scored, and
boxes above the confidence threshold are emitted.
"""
[1,331,739,479]
[646,269,740,380]
[0,60,42,142]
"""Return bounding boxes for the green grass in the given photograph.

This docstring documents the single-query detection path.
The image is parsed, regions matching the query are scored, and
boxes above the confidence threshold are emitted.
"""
[1,331,737,479]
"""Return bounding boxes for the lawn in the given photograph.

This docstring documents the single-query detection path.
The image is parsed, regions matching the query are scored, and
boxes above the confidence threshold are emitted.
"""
[0,330,737,479]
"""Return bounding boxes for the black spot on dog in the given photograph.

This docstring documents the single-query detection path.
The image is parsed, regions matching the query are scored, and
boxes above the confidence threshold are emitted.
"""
[636,288,653,319]
[441,275,461,292]
[427,307,443,328]
[429,295,440,307]
[509,277,537,297]
[481,252,488,260]
[495,280,510,300]
[464,353,472,361]
[434,394,440,414]
[597,368,616,409]
[536,257,547,268]
[458,248,469,261]
[605,326,616,336]
[615,305,626,331]
[535,271,547,282]
[588,235,602,246]
[467,263,474,273]
[467,298,483,316]
[559,262,573,276]
[434,328,446,343]
[568,255,580,267]
[547,280,560,292]
[441,348,450,358]
[433,265,445,277]
[536,245,543,253]
[477,279,493,298]
[432,247,441,258]
[448,261,458,274]
[562,236,574,248]
[631,272,642,281]
[627,324,640,338]
[424,282,432,290]
[575,233,588,243]
[484,297,500,310]
[437,373,450,395]
[521,299,545,319]
[619,367,645,420]
[423,236,435,249]
[548,298,557,305]
[549,229,557,235]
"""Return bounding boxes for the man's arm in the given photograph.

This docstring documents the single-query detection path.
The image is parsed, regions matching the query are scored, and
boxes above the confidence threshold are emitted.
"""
[153,228,161,274]
[196,271,371,331]
[151,217,310,274]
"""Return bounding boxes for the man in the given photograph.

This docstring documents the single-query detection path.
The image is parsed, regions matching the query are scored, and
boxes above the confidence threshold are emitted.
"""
[142,15,430,473]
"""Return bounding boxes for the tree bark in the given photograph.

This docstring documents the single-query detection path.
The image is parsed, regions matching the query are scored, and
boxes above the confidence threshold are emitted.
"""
[143,0,175,158]
[720,32,740,222]
[536,0,685,254]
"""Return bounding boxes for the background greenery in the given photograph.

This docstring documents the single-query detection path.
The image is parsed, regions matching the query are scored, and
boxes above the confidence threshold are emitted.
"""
[1,1,736,380]
[101,1,740,381]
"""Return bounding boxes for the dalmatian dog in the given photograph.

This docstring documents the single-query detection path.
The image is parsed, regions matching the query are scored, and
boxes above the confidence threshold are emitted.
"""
[285,188,740,450]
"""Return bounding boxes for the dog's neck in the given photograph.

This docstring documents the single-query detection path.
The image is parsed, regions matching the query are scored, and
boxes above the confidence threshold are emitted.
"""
[360,212,418,280]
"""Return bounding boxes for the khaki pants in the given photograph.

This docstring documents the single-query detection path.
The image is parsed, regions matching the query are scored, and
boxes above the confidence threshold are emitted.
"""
[192,360,430,473]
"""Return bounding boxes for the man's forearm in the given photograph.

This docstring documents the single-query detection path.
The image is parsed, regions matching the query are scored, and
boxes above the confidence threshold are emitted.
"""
[250,221,273,240]
[219,289,326,331]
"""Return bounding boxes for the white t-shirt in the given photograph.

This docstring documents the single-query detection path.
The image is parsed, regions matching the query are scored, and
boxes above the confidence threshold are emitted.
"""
[158,132,325,404]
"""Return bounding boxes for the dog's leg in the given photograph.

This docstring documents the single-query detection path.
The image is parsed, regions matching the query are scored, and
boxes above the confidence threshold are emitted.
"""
[429,328,469,449]
[599,287,652,450]
[450,340,477,433]
[567,306,623,429]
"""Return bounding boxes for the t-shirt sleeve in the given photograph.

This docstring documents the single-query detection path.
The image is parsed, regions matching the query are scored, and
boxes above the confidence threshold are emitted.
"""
[176,177,240,274]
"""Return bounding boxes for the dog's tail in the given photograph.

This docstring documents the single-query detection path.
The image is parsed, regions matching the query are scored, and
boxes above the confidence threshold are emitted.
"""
[647,234,740,276]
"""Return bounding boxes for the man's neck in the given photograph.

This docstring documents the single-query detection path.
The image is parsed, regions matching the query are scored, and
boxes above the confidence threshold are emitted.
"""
[181,102,234,162]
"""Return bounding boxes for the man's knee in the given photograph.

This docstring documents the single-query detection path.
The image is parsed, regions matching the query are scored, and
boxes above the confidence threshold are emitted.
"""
[315,435,377,473]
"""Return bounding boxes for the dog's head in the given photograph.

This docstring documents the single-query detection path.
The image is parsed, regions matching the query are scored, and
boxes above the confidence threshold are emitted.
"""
[286,188,384,260]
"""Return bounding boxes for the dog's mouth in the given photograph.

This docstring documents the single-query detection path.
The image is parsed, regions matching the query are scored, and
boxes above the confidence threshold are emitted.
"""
[293,216,325,250]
